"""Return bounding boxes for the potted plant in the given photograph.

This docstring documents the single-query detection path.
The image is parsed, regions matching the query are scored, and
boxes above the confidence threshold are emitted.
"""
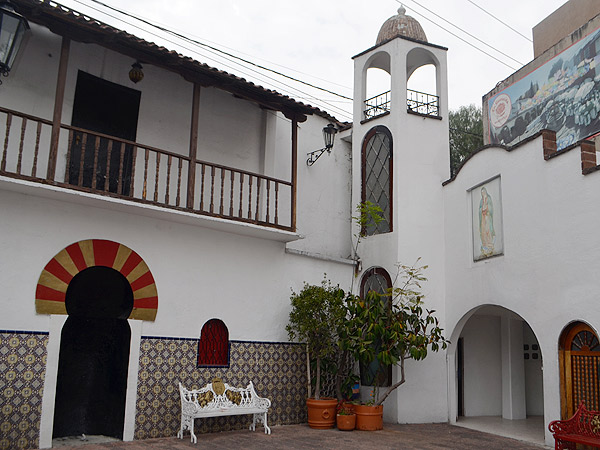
[286,278,347,429]
[341,261,448,430]
[336,403,356,431]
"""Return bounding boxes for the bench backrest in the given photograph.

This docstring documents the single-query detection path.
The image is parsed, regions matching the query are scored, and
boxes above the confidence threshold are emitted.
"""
[566,403,600,437]
[179,381,270,410]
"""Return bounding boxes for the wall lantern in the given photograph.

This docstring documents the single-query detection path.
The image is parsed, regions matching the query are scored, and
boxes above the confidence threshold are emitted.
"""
[306,124,338,166]
[0,1,30,83]
[129,61,144,83]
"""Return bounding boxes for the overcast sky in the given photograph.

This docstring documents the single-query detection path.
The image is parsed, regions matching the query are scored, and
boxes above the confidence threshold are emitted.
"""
[58,0,569,122]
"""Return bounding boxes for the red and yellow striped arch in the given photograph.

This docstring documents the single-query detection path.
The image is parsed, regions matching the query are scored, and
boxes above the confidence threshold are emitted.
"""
[35,239,158,321]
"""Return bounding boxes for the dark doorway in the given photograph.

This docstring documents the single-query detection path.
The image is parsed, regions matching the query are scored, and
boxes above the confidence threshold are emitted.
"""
[68,71,141,196]
[53,266,134,439]
[457,337,464,417]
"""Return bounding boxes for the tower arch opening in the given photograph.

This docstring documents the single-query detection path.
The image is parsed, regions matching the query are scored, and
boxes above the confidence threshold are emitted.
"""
[406,48,440,117]
[363,51,391,120]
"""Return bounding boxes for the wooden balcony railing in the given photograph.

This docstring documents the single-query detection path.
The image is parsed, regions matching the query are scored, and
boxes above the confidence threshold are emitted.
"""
[0,106,293,230]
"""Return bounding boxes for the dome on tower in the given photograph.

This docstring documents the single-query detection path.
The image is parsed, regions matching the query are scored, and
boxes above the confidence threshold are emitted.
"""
[376,6,428,45]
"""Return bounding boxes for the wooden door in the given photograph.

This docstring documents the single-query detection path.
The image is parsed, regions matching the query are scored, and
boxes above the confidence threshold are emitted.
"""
[560,322,600,418]
[68,71,140,196]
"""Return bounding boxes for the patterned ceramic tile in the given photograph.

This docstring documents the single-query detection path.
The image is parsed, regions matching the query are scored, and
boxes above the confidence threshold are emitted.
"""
[134,338,308,440]
[0,332,49,450]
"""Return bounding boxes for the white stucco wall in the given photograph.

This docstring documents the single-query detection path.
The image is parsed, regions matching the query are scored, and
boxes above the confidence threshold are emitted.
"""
[443,134,600,445]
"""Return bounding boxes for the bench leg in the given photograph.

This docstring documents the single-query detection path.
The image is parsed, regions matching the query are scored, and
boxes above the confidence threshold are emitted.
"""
[251,412,271,435]
[263,412,271,435]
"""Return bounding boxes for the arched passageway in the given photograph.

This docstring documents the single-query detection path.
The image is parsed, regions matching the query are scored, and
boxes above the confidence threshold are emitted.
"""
[53,266,133,439]
[450,305,545,445]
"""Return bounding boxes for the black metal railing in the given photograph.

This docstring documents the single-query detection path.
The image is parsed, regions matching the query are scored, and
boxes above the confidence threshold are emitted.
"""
[364,91,391,120]
[407,89,439,117]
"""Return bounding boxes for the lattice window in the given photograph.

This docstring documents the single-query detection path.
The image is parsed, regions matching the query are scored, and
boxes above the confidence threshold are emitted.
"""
[362,126,392,235]
[197,319,229,367]
[571,330,600,352]
[360,267,392,387]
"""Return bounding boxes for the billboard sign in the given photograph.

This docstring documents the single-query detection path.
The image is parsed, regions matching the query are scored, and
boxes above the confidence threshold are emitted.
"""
[488,27,600,150]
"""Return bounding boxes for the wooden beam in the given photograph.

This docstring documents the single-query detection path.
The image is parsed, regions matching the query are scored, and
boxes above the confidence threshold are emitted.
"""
[291,118,298,231]
[47,36,70,181]
[186,83,201,209]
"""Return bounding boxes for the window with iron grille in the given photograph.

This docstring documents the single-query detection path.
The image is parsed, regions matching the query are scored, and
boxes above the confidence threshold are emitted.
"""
[362,126,392,235]
[197,319,229,367]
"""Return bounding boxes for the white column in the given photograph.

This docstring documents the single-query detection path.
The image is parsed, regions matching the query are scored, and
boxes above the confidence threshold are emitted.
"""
[501,315,526,419]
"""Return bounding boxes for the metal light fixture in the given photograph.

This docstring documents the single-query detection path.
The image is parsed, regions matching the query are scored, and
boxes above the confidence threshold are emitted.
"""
[129,61,144,83]
[0,1,29,83]
[306,124,338,166]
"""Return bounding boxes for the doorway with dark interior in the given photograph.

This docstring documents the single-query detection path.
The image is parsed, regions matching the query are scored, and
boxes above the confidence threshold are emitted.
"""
[68,71,141,196]
[52,266,134,440]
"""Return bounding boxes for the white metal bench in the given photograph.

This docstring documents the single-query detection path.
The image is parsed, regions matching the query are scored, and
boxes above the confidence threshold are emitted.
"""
[177,378,272,443]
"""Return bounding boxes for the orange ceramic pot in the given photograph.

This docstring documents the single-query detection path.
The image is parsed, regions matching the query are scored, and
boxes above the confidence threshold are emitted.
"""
[306,398,338,429]
[336,413,356,431]
[354,404,383,430]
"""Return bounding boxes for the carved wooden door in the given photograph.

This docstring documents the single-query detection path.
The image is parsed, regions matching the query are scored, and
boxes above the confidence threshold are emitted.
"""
[560,323,600,418]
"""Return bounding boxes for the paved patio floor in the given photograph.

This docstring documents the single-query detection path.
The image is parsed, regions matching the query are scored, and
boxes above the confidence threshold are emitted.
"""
[40,423,552,449]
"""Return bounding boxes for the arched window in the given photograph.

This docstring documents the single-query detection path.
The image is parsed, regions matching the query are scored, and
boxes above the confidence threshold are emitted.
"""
[360,267,393,386]
[362,126,392,235]
[197,319,229,367]
[559,322,600,417]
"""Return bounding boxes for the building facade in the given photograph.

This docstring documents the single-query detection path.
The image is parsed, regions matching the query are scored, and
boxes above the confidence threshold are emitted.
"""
[1,1,600,449]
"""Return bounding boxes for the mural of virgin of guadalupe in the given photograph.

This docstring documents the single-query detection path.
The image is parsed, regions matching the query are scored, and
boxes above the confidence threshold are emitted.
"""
[479,187,495,257]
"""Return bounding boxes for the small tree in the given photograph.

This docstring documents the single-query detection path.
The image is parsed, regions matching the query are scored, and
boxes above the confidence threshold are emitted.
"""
[449,104,483,176]
[286,277,346,400]
[341,261,448,406]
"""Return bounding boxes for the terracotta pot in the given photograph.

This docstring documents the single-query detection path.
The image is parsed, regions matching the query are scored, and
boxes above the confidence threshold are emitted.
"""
[306,398,338,429]
[336,413,356,431]
[354,404,383,431]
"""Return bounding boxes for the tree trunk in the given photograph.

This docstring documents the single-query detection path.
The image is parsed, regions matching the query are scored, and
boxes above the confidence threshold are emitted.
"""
[315,355,321,400]
[375,357,406,406]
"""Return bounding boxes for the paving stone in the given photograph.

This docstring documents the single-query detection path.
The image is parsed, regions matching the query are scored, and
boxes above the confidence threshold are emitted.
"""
[35,423,551,449]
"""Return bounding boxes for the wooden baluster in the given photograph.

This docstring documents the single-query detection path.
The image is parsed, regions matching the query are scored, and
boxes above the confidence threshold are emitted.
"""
[77,134,87,187]
[266,180,270,223]
[255,177,261,221]
[142,148,149,200]
[129,145,137,197]
[91,136,100,189]
[229,171,235,217]
[1,113,12,172]
[247,175,253,219]
[117,143,125,195]
[176,158,182,207]
[104,140,113,192]
[65,129,73,181]
[219,168,225,215]
[238,173,244,217]
[198,163,205,211]
[274,182,279,225]
[32,122,42,177]
[210,165,215,213]
[16,117,27,174]
[154,152,161,202]
[166,155,172,204]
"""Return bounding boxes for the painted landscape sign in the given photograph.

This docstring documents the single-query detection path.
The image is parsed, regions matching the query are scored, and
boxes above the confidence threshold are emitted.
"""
[487,27,600,150]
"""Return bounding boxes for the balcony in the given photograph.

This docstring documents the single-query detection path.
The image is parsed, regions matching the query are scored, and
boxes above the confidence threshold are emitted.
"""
[0,106,294,231]
[363,89,440,121]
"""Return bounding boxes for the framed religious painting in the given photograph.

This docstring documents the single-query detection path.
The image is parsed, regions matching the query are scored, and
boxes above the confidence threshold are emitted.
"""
[470,176,504,261]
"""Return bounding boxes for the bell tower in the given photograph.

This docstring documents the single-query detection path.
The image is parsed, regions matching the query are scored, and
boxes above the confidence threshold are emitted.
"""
[351,7,450,423]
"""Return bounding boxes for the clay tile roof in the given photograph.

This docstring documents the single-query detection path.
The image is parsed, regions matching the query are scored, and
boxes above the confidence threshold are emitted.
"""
[11,0,345,125]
